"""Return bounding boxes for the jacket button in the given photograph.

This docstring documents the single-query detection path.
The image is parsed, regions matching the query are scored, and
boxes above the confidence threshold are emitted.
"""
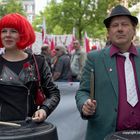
[114,108,117,112]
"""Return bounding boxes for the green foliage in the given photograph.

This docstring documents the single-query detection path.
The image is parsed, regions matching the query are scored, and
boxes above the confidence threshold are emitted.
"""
[33,0,140,42]
[0,0,26,18]
[128,0,140,6]
[32,15,43,32]
[53,25,63,34]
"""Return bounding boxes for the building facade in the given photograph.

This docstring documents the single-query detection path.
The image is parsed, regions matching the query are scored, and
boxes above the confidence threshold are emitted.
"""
[22,0,35,23]
[0,0,35,23]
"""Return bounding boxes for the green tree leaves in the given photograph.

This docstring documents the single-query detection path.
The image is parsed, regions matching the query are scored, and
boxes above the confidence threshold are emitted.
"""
[0,0,25,18]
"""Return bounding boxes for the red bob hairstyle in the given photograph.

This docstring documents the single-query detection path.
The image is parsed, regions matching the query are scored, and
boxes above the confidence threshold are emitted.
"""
[0,13,36,49]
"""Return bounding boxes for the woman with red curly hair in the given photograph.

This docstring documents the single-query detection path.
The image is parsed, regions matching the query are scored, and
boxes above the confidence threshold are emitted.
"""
[0,13,60,122]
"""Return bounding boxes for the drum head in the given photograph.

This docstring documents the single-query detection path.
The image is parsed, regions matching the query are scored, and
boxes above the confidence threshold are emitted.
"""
[0,121,58,140]
[105,130,140,140]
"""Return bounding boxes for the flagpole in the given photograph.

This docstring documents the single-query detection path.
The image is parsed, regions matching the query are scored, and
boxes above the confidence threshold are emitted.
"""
[42,16,46,45]
[84,31,90,53]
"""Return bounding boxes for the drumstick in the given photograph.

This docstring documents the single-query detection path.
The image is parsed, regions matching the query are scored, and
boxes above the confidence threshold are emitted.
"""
[0,121,21,127]
[25,117,40,123]
[90,69,94,99]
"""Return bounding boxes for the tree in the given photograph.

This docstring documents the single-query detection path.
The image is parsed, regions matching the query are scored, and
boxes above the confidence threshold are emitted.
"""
[33,0,63,34]
[33,0,140,42]
[60,0,98,40]
[33,0,121,41]
[0,0,25,18]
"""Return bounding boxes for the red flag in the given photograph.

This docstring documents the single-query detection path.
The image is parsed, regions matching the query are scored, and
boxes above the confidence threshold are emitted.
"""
[84,32,90,53]
[44,36,49,45]
[67,35,75,53]
[42,17,46,44]
[67,28,76,53]
[50,38,55,51]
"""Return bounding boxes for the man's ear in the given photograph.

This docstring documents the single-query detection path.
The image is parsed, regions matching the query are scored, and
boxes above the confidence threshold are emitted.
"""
[132,27,136,40]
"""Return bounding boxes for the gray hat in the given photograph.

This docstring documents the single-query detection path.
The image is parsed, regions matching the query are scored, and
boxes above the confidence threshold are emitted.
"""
[103,5,138,28]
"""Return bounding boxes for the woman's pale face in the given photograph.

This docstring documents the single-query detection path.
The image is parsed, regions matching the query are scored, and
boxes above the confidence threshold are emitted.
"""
[1,28,20,50]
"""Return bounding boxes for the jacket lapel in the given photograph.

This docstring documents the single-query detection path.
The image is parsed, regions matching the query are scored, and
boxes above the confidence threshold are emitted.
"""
[103,48,118,97]
[134,48,140,90]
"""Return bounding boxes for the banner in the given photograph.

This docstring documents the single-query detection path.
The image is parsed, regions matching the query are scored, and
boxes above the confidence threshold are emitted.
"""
[32,32,73,54]
[47,82,87,140]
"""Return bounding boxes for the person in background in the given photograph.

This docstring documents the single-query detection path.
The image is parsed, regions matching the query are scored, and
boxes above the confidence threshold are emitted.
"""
[91,45,97,51]
[52,46,71,81]
[41,43,52,71]
[0,48,5,55]
[75,5,140,140]
[0,13,60,122]
[70,40,86,81]
[24,47,33,54]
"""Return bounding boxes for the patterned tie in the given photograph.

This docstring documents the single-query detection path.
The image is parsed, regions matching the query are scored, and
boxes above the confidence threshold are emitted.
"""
[122,52,138,107]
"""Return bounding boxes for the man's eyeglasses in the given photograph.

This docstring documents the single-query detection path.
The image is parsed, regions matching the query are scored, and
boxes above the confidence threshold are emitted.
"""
[55,48,60,51]
[42,48,48,50]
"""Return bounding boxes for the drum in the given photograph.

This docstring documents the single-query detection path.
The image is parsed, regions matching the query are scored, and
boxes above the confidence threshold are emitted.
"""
[104,130,140,140]
[0,121,58,140]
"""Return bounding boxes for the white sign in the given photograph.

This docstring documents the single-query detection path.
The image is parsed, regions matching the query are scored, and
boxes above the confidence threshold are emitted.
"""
[32,32,73,54]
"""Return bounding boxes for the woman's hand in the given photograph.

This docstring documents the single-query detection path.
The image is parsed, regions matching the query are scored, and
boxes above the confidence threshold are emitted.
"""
[32,109,47,122]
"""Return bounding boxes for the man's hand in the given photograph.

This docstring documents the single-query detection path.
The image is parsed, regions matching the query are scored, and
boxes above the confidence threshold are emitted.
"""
[82,99,97,116]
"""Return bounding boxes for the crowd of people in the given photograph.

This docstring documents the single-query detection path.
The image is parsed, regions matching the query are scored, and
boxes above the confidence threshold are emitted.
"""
[0,3,140,140]
[40,40,87,82]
